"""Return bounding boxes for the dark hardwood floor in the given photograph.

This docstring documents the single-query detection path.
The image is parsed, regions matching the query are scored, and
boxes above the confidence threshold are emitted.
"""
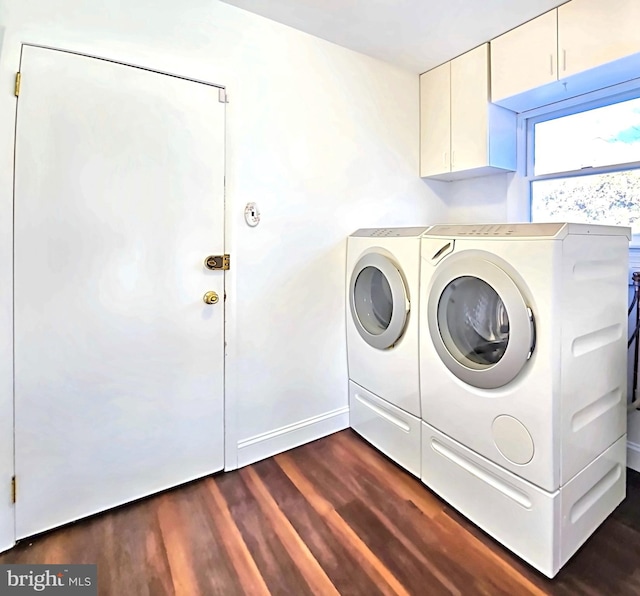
[2,429,640,595]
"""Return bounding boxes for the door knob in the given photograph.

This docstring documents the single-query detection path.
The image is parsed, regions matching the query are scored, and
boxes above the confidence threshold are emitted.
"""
[203,291,219,305]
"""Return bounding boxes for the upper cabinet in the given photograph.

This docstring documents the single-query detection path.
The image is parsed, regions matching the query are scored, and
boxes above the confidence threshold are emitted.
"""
[491,10,558,104]
[420,62,450,178]
[491,0,640,112]
[559,0,640,78]
[420,44,516,181]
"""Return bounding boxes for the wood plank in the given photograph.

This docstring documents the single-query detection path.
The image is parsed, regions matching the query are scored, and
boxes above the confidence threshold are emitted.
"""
[321,449,468,592]
[215,469,314,596]
[276,451,411,596]
[430,508,548,596]
[254,457,387,596]
[335,430,442,518]
[204,478,271,596]
[283,438,359,509]
[99,500,174,596]
[241,465,340,596]
[156,492,204,596]
[337,498,454,595]
[166,482,245,595]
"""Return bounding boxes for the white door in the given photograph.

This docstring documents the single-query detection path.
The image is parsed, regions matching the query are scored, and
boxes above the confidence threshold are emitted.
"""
[13,46,226,539]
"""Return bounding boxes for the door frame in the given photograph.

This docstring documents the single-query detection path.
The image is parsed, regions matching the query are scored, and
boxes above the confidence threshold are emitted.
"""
[0,42,239,551]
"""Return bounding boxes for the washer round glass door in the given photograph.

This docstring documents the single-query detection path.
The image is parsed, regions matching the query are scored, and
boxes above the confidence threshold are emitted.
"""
[349,252,409,350]
[440,277,510,366]
[428,258,535,389]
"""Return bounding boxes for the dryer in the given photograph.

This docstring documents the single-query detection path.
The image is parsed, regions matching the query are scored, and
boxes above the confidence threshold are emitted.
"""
[419,222,630,577]
[346,227,428,476]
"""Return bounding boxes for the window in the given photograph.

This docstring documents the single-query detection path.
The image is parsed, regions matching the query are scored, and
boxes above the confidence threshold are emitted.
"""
[526,91,640,247]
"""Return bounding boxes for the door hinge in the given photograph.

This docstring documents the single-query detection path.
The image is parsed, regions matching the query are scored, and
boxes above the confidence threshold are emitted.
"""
[204,254,230,271]
[15,72,21,97]
[11,476,16,503]
[218,88,228,104]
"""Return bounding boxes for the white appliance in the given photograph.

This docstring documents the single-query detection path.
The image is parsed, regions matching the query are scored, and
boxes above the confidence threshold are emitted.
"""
[346,227,428,476]
[419,222,630,577]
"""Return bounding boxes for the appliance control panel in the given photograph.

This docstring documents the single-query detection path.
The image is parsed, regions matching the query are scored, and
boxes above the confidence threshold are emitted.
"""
[351,227,429,238]
[424,223,566,237]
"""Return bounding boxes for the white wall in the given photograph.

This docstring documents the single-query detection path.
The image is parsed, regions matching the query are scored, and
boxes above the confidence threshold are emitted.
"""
[0,0,449,551]
[444,173,510,223]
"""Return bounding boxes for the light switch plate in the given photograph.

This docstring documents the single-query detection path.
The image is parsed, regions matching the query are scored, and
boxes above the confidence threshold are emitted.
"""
[244,202,260,227]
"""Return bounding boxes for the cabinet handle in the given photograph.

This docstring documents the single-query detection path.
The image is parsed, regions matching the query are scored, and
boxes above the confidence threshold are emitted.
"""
[452,150,456,170]
[562,49,566,72]
[550,54,554,76]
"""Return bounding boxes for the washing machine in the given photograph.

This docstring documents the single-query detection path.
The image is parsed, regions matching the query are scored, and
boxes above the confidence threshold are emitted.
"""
[419,222,630,577]
[346,227,428,476]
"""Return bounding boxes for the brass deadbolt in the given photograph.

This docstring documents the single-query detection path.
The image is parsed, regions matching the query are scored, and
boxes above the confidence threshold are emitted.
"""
[204,254,230,271]
[203,291,219,305]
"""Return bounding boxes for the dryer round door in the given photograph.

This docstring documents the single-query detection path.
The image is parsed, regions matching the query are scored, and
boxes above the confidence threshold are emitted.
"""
[349,252,409,350]
[428,258,535,389]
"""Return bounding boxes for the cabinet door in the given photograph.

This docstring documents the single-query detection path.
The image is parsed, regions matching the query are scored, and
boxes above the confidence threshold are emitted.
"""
[451,44,488,173]
[420,63,450,177]
[491,10,558,103]
[559,0,640,78]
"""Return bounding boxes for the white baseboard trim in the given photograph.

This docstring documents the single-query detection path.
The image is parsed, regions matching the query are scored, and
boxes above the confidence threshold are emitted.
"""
[237,406,349,468]
[627,440,640,473]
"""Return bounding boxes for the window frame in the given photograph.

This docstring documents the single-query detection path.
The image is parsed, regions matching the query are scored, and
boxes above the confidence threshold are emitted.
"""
[515,78,640,262]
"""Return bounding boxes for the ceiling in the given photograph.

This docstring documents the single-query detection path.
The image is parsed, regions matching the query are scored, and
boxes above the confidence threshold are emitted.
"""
[220,0,567,74]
